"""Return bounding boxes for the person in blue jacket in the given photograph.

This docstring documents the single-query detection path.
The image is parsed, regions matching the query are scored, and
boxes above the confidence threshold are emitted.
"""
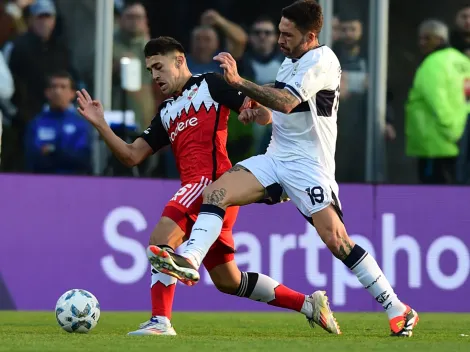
[25,71,91,174]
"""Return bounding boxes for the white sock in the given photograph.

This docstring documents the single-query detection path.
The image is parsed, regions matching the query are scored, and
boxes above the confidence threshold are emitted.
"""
[347,246,406,319]
[300,297,313,318]
[182,205,225,268]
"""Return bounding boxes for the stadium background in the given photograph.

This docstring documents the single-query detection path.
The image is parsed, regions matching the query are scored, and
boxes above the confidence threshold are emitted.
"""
[0,0,469,315]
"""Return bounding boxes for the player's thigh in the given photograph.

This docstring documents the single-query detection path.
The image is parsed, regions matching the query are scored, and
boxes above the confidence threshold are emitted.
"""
[149,183,204,248]
[202,156,277,207]
[278,161,336,217]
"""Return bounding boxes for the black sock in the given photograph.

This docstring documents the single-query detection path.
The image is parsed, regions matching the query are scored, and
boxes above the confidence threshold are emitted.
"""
[342,244,368,270]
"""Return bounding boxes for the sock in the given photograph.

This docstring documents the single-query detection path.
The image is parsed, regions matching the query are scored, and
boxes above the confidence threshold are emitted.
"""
[182,204,225,268]
[235,272,310,317]
[343,245,406,319]
[150,245,177,322]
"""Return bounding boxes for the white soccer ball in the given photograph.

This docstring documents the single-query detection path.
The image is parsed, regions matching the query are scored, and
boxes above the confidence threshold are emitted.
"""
[55,289,101,333]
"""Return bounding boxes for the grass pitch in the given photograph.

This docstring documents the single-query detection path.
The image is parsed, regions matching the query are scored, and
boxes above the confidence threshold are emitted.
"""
[0,311,469,351]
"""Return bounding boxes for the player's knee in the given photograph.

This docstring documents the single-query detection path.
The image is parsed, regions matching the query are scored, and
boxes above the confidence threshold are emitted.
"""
[212,276,239,295]
[202,183,232,209]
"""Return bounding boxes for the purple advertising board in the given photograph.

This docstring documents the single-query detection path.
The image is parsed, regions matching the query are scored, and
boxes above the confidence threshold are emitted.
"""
[0,174,469,312]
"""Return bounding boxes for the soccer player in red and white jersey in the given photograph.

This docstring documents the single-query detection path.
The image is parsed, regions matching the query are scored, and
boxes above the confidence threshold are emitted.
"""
[76,36,340,336]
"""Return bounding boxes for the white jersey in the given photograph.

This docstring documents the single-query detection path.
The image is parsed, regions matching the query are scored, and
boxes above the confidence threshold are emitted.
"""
[266,45,341,178]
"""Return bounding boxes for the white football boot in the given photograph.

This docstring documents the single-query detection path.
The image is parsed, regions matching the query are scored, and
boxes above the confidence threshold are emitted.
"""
[127,317,177,336]
[305,291,341,334]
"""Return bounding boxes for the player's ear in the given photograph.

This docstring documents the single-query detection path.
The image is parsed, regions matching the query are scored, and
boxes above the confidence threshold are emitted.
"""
[308,31,316,44]
[175,55,185,69]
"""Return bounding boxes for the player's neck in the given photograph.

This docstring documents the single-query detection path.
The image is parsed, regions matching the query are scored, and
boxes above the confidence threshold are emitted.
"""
[174,71,193,95]
[295,41,321,59]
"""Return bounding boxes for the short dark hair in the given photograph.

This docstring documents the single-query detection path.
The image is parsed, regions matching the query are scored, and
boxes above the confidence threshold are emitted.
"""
[252,15,276,28]
[457,2,470,12]
[47,71,75,89]
[144,36,186,57]
[281,0,323,34]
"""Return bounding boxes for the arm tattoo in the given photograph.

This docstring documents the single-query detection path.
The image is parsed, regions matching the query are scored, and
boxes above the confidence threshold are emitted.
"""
[234,79,299,113]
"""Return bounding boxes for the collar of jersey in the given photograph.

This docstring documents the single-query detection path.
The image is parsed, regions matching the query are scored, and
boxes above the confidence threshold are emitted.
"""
[171,76,200,99]
[291,44,325,62]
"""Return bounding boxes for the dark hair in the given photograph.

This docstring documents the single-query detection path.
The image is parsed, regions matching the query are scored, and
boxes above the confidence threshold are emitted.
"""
[281,0,323,34]
[457,2,470,12]
[339,11,362,23]
[252,15,276,28]
[144,36,186,57]
[47,71,75,89]
[122,1,144,12]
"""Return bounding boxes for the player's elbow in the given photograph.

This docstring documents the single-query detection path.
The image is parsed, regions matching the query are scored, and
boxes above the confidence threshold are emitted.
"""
[122,147,140,168]
[121,155,137,168]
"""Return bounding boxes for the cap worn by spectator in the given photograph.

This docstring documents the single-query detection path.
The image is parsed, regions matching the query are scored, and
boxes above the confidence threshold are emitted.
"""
[29,0,56,16]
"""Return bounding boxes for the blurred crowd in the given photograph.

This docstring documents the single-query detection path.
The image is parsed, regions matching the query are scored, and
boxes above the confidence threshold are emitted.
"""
[0,0,470,184]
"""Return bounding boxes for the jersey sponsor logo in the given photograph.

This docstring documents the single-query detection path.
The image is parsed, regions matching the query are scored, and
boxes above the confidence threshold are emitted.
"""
[188,87,199,101]
[169,116,198,143]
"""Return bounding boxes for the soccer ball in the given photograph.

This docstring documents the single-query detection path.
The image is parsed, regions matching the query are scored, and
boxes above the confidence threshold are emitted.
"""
[55,289,100,333]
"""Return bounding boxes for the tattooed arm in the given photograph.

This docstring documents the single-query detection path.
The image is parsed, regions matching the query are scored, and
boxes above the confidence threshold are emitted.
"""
[214,52,301,114]
[233,79,300,114]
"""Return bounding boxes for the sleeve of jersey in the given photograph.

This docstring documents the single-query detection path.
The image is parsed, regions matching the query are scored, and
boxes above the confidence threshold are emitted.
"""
[284,53,327,103]
[139,114,170,153]
[206,73,246,112]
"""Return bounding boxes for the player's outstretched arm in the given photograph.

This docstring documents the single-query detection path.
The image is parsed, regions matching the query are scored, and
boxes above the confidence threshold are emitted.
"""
[76,89,152,167]
[214,52,300,114]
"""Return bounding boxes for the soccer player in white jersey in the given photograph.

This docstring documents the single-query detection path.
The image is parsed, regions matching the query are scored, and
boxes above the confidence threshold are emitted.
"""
[147,0,419,337]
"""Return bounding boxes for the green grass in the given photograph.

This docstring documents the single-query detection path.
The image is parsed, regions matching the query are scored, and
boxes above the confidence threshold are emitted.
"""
[0,312,469,351]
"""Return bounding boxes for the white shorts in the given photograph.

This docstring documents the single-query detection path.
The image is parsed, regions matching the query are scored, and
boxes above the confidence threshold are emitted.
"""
[238,154,341,217]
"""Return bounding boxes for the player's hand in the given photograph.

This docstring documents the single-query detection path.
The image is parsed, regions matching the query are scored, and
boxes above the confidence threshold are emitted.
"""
[238,108,257,125]
[76,89,105,127]
[241,96,260,111]
[213,52,242,86]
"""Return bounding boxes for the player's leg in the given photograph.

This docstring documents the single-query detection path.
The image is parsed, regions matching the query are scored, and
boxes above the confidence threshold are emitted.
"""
[204,245,341,334]
[149,155,279,285]
[280,161,418,336]
[181,156,280,270]
[308,205,418,336]
[128,215,187,336]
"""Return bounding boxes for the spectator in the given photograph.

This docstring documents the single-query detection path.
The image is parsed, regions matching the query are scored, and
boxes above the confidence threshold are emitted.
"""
[25,71,91,175]
[3,0,80,172]
[451,3,470,57]
[111,1,156,131]
[406,20,470,184]
[0,0,34,49]
[334,13,369,183]
[239,16,283,85]
[331,14,342,49]
[186,9,247,74]
[0,51,14,165]
[238,15,284,155]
